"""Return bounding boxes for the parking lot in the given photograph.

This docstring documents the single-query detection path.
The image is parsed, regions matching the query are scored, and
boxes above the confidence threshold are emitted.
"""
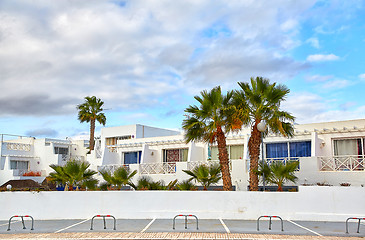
[0,217,364,239]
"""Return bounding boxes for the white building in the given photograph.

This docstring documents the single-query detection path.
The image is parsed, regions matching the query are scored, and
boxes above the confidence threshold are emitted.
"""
[1,119,364,190]
[89,119,365,190]
[0,134,89,186]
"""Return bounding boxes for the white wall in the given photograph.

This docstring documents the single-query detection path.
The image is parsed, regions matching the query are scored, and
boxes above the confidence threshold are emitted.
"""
[136,125,180,138]
[0,186,363,221]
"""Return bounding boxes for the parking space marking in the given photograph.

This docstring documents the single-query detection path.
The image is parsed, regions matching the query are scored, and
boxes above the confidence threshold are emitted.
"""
[0,220,20,227]
[219,218,230,233]
[287,220,322,236]
[54,219,90,233]
[140,218,156,233]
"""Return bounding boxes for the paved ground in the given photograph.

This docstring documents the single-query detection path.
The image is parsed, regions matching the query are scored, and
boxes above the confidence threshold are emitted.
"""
[0,218,364,239]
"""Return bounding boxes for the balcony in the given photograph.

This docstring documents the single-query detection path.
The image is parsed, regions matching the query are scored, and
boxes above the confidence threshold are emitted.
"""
[97,164,130,173]
[319,155,364,171]
[13,170,46,177]
[139,162,176,174]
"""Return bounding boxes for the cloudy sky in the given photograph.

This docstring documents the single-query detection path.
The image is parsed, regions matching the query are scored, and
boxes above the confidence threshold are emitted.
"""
[0,0,365,139]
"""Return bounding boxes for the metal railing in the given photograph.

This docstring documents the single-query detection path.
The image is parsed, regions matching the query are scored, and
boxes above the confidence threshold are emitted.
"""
[139,162,176,174]
[319,155,364,171]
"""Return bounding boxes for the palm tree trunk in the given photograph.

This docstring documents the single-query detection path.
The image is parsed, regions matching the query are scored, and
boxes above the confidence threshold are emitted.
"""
[248,121,261,191]
[89,119,95,151]
[277,184,283,192]
[216,126,233,191]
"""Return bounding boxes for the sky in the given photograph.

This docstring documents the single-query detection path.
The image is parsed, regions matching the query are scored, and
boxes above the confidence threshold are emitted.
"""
[0,0,365,140]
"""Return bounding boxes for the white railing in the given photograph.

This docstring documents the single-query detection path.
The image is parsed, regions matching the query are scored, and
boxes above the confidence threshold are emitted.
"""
[97,164,130,173]
[61,155,85,161]
[246,157,300,171]
[139,162,176,174]
[6,143,31,151]
[319,155,364,171]
[187,160,232,171]
[12,169,29,176]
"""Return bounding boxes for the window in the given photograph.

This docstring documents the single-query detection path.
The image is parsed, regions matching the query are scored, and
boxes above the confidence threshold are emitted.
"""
[10,161,29,170]
[334,139,362,156]
[266,141,311,159]
[106,137,117,146]
[54,147,68,155]
[106,135,133,146]
[210,145,244,160]
[124,151,142,164]
[163,149,188,162]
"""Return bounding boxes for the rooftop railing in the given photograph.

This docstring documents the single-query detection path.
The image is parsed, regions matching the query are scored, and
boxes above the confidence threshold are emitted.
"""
[6,143,31,152]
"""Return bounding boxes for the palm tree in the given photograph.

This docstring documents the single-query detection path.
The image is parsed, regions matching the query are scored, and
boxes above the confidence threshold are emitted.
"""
[77,96,106,151]
[182,86,240,191]
[266,161,299,191]
[234,77,295,191]
[177,180,197,191]
[132,176,175,190]
[99,167,137,190]
[182,164,222,190]
[49,160,98,190]
[256,161,272,188]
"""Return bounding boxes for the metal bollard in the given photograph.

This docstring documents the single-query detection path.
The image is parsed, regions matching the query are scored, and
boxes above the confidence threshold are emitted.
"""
[7,215,34,231]
[257,215,283,231]
[173,214,199,230]
[346,217,365,233]
[90,215,116,230]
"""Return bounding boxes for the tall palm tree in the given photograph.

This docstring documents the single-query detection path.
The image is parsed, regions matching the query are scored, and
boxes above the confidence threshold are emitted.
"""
[183,163,222,190]
[49,160,98,190]
[182,86,240,191]
[266,161,299,191]
[77,96,106,151]
[234,77,295,191]
[99,167,137,190]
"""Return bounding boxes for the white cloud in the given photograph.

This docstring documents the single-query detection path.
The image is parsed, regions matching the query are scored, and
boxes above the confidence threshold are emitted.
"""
[306,54,340,62]
[322,79,352,89]
[305,74,333,82]
[0,0,316,118]
[359,73,365,79]
[306,37,320,48]
[283,92,365,124]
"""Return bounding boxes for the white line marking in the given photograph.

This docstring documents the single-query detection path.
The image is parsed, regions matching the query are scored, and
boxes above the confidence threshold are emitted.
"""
[54,219,90,233]
[0,220,21,227]
[219,218,230,233]
[140,218,156,233]
[287,220,323,236]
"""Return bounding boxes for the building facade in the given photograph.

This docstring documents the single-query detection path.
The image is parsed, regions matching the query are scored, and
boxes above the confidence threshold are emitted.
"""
[1,119,364,190]
[88,120,365,190]
[0,134,89,186]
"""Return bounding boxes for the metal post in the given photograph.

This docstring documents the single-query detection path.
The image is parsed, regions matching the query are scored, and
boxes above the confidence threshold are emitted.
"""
[261,132,265,191]
[7,215,34,231]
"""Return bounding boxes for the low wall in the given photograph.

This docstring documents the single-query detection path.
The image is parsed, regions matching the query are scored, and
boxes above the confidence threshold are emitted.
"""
[0,186,363,221]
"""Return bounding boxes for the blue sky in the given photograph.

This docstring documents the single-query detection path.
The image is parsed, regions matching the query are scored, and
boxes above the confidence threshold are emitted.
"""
[0,0,365,139]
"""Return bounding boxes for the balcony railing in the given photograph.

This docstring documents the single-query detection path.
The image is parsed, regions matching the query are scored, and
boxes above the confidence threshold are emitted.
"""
[246,157,300,171]
[97,164,130,173]
[13,169,46,177]
[61,155,85,161]
[139,162,176,174]
[319,155,364,171]
[187,160,232,171]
